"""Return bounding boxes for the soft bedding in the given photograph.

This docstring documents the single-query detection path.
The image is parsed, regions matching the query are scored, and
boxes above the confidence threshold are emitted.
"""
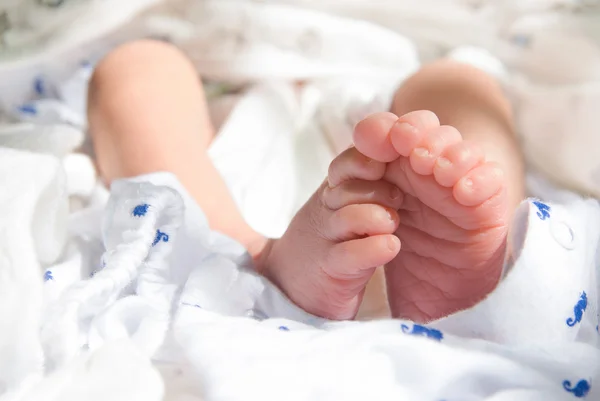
[0,1,599,400]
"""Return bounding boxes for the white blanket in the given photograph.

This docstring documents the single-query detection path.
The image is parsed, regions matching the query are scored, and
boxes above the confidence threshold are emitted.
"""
[0,1,599,400]
[3,162,599,401]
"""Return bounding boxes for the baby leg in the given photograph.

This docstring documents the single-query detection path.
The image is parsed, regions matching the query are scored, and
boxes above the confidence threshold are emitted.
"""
[88,40,267,257]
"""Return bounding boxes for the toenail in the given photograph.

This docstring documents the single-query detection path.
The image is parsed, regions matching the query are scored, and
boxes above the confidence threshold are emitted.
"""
[436,157,452,168]
[493,167,504,178]
[462,178,473,189]
[387,235,400,251]
[396,121,418,135]
[390,186,401,200]
[386,209,394,221]
[413,148,430,158]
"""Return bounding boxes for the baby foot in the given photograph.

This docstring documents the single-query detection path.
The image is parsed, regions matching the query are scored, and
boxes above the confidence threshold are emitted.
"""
[260,147,404,320]
[354,111,510,322]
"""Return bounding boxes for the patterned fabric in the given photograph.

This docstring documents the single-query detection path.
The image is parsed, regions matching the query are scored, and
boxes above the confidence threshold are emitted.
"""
[0,1,599,399]
[40,173,600,400]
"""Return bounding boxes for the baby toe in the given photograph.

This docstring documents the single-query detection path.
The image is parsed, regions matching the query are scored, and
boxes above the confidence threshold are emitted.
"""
[326,204,399,241]
[433,140,485,187]
[390,110,440,157]
[324,235,400,281]
[328,146,386,187]
[353,110,440,163]
[453,162,505,207]
[353,112,402,163]
[322,179,403,210]
[410,125,462,176]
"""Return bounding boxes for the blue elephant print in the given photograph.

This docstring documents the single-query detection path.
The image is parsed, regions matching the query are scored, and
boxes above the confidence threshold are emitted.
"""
[566,292,588,327]
[532,200,551,220]
[401,323,443,341]
[563,379,590,398]
[44,271,54,281]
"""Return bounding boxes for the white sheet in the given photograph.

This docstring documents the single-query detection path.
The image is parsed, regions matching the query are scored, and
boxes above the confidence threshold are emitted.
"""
[5,166,598,401]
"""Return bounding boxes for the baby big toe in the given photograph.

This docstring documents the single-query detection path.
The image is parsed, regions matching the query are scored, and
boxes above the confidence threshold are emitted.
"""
[389,110,440,157]
[353,111,440,163]
[353,112,404,162]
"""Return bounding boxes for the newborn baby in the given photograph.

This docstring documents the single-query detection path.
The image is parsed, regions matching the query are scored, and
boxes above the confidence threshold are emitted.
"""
[88,40,524,323]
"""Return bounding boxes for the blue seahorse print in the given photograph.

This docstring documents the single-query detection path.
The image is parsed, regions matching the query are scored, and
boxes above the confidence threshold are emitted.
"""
[18,104,37,115]
[511,34,532,48]
[41,0,66,8]
[34,77,45,95]
[401,323,443,341]
[132,203,150,217]
[563,379,591,398]
[181,302,202,309]
[278,326,290,331]
[566,292,588,327]
[44,271,54,281]
[152,230,169,247]
[532,200,551,220]
[90,260,105,278]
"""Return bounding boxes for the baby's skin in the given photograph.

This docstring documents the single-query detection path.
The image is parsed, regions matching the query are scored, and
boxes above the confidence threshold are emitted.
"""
[261,111,509,322]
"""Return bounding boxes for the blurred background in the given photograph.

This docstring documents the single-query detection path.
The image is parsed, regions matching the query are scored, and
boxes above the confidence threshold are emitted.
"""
[2,0,600,298]
[1,1,600,219]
